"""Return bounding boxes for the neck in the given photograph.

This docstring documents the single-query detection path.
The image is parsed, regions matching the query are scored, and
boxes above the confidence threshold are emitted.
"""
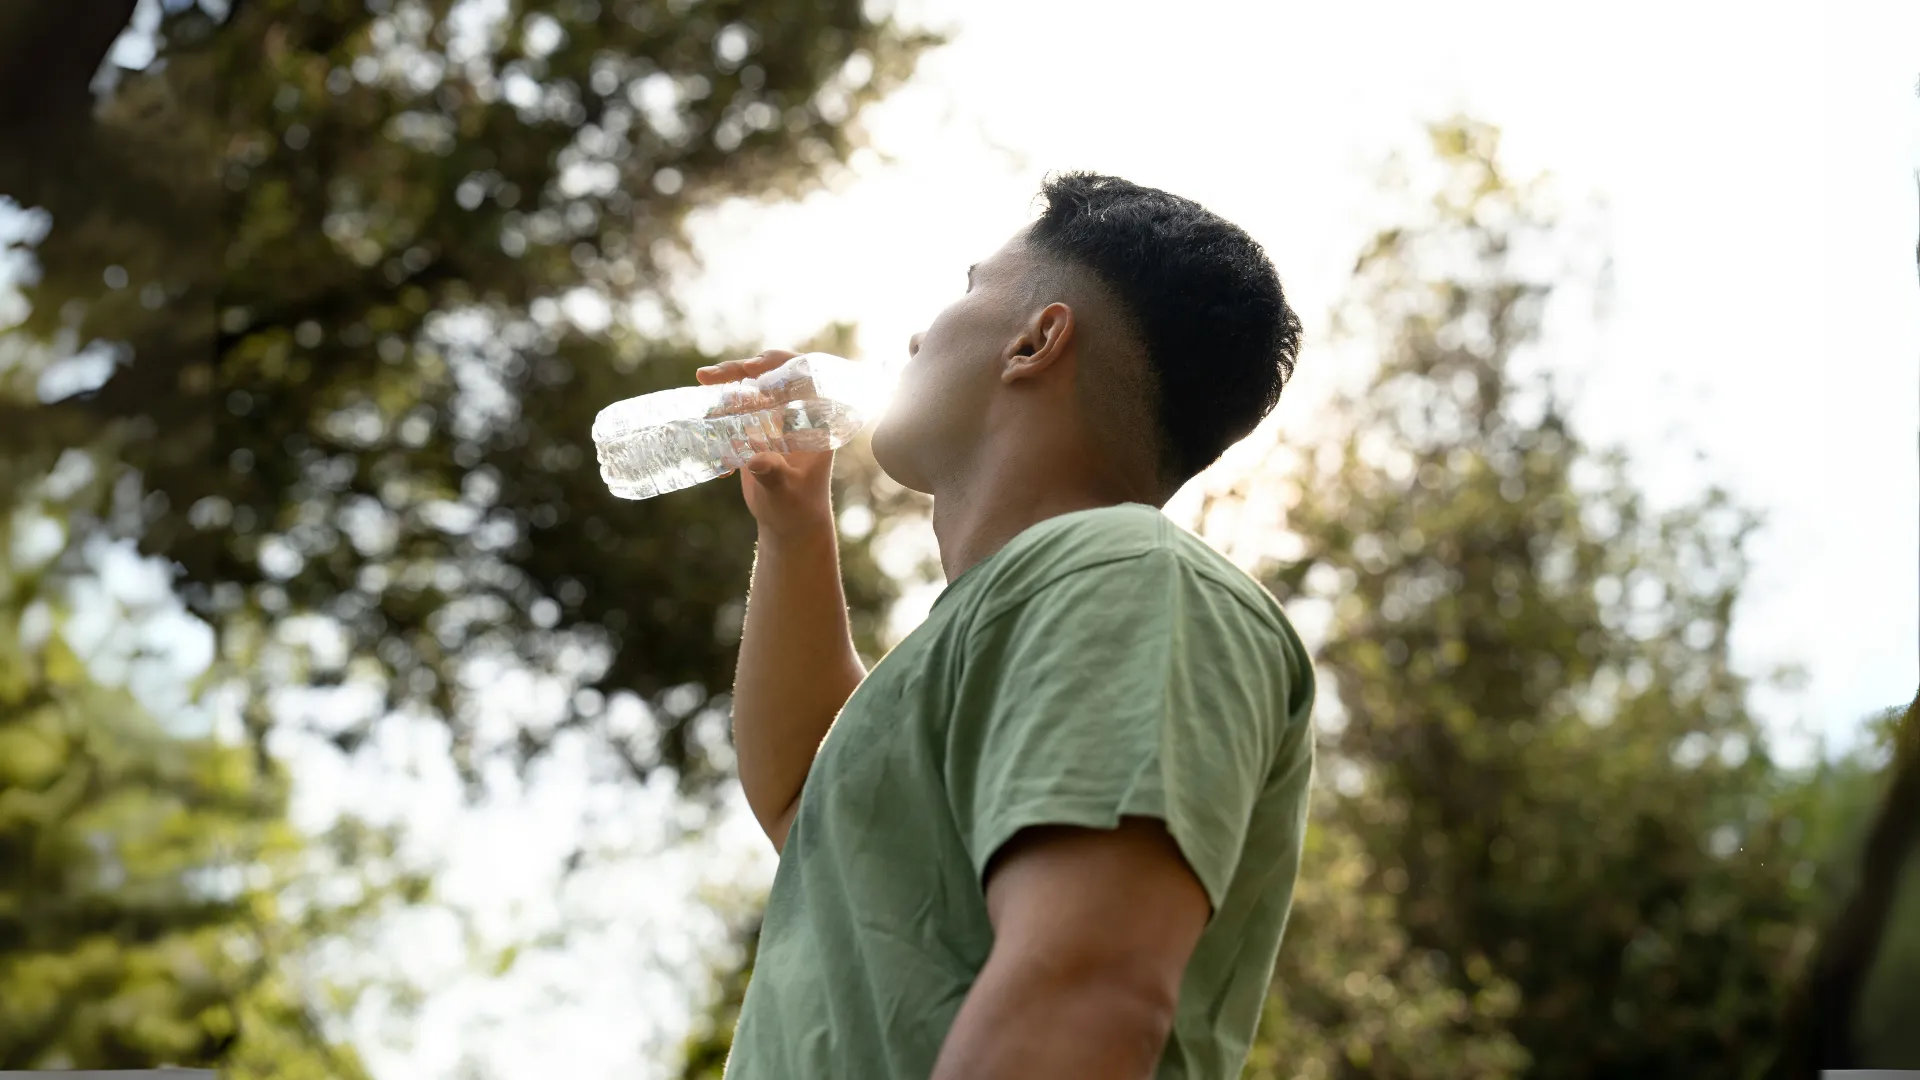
[930,450,1153,583]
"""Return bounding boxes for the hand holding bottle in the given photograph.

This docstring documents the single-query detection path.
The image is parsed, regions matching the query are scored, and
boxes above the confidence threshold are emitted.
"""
[694,349,837,540]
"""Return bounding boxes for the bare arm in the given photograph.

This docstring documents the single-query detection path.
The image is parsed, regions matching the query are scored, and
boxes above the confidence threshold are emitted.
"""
[930,817,1211,1080]
[698,350,866,852]
[732,525,866,851]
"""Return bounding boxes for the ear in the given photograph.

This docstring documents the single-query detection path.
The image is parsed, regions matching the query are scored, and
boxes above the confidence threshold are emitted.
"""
[1001,302,1075,385]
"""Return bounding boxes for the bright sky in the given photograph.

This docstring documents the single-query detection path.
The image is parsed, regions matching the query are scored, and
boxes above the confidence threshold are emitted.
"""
[530,3,1920,1074]
[678,0,1920,758]
[5,2,1916,1077]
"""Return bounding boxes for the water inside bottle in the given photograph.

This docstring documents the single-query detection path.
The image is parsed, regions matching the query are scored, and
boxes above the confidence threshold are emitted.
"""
[596,397,867,500]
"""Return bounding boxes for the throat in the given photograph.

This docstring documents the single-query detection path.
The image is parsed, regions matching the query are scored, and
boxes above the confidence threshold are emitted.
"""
[932,482,1141,584]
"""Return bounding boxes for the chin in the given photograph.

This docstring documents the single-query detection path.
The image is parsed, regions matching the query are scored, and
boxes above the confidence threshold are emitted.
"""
[869,419,931,496]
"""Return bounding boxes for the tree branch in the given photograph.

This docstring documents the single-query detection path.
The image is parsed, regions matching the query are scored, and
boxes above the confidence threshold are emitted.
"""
[0,0,140,144]
[1769,693,1920,1074]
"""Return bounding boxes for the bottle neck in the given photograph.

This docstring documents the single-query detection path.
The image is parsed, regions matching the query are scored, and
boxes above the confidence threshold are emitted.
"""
[707,353,882,421]
[752,354,826,404]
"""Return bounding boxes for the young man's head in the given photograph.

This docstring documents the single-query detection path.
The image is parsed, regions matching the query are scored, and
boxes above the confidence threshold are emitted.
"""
[871,172,1301,507]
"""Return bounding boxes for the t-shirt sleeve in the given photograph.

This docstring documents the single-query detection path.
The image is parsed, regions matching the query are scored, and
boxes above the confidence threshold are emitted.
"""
[944,550,1292,912]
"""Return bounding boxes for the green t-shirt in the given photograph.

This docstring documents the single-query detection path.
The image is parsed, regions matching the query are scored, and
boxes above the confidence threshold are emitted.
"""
[725,503,1316,1079]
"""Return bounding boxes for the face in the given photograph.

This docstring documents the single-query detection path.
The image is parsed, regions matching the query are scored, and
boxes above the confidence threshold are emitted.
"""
[870,229,1038,495]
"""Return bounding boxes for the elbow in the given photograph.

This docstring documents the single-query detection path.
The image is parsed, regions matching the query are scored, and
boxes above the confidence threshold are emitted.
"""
[1043,975,1179,1075]
[1025,964,1182,1068]
[1104,979,1180,1062]
[937,953,1183,1078]
[1042,943,1182,1047]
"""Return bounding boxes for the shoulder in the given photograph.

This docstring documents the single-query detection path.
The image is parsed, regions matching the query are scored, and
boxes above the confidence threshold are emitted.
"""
[972,504,1303,654]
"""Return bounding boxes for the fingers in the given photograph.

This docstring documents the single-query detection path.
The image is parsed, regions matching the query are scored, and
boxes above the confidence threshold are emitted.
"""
[749,348,801,373]
[742,449,829,482]
[693,361,738,384]
[695,349,801,384]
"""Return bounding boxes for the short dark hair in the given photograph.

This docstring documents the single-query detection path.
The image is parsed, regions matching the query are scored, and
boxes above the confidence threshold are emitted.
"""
[1028,171,1301,492]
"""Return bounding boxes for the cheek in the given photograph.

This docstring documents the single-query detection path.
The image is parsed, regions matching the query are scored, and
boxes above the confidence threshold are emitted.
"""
[919,293,985,352]
[892,360,941,428]
[890,296,996,428]
[880,357,958,452]
[894,314,955,408]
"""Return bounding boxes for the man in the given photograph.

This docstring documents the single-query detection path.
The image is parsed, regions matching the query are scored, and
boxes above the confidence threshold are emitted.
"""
[699,172,1315,1079]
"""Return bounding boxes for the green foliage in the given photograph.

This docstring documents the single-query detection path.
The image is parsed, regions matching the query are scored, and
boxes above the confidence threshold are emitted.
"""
[1850,701,1920,1067]
[1772,696,1920,1072]
[1246,814,1530,1080]
[677,913,760,1080]
[0,0,937,1070]
[0,0,934,798]
[0,532,402,1074]
[665,116,1914,1080]
[1239,118,1815,1077]
[1854,844,1920,1066]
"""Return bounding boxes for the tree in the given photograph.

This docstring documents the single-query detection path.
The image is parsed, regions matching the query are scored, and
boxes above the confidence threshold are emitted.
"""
[662,118,1842,1078]
[1234,118,1817,1077]
[1243,808,1529,1080]
[1771,696,1920,1073]
[0,0,934,804]
[0,501,423,1074]
[0,0,938,1068]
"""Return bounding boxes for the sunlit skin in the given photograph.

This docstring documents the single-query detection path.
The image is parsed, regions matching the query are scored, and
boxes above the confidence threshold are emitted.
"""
[871,224,1168,583]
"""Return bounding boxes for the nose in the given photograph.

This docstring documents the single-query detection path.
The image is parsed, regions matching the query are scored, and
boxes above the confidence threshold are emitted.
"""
[908,332,923,357]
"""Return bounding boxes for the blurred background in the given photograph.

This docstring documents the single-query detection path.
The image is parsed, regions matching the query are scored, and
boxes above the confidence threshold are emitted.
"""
[0,0,1915,1076]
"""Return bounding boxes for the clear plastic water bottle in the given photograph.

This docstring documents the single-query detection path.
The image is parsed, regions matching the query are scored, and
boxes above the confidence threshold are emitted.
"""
[592,352,899,501]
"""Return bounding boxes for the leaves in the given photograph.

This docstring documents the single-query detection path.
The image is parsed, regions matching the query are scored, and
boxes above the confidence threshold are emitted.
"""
[0,578,377,1073]
[663,116,1917,1080]
[1243,118,1814,1078]
[0,0,939,1070]
[0,0,935,801]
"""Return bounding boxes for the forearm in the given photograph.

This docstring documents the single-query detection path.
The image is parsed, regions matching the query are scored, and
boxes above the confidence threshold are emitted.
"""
[730,524,866,850]
[931,954,1175,1080]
